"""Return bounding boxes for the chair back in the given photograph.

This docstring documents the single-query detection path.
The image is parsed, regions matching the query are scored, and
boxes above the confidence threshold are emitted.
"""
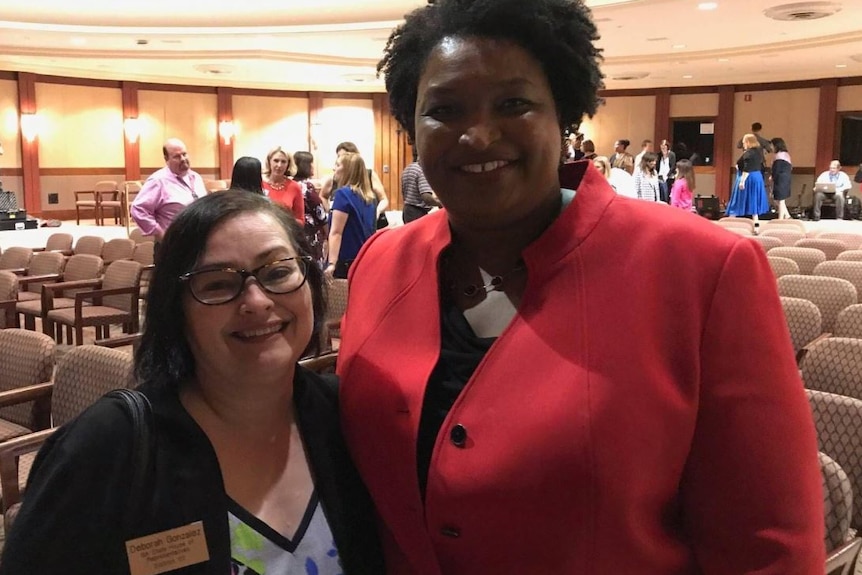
[801,337,862,399]
[73,235,105,257]
[777,274,857,333]
[818,232,862,251]
[0,329,54,428]
[101,238,135,264]
[807,389,862,530]
[52,345,135,426]
[44,233,73,253]
[717,218,754,232]
[22,252,66,294]
[0,247,32,271]
[102,260,143,311]
[63,254,104,283]
[834,304,862,338]
[814,261,862,300]
[820,451,854,553]
[132,242,154,267]
[747,235,783,252]
[780,296,822,353]
[767,256,799,279]
[93,180,118,194]
[128,227,153,244]
[0,271,18,329]
[837,250,862,262]
[769,246,827,275]
[795,238,849,261]
[764,219,807,231]
[761,228,806,246]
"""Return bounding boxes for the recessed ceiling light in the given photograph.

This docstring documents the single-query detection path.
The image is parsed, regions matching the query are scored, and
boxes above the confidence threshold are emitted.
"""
[698,2,718,9]
[836,64,848,68]
[70,37,86,46]
[718,57,730,62]
[682,74,694,79]
[673,44,687,49]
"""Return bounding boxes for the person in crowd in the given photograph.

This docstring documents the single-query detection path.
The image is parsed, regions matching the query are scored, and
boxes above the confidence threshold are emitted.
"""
[814,159,852,221]
[609,138,634,174]
[737,121,773,152]
[293,151,329,269]
[401,153,441,223]
[229,156,265,195]
[726,133,769,230]
[571,132,585,161]
[320,142,389,218]
[0,190,383,574]
[770,137,793,220]
[633,151,660,202]
[633,139,653,172]
[131,138,207,244]
[325,152,377,279]
[263,146,304,223]
[594,155,635,198]
[581,139,597,161]
[657,138,676,203]
[337,0,824,572]
[670,158,696,211]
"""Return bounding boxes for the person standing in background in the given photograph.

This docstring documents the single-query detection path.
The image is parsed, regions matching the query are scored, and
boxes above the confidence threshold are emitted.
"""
[263,146,304,223]
[293,151,329,270]
[633,152,660,202]
[325,152,377,279]
[229,156,265,196]
[320,142,389,218]
[401,153,441,223]
[670,159,696,211]
[657,139,676,204]
[770,138,793,220]
[131,138,207,244]
[726,133,769,231]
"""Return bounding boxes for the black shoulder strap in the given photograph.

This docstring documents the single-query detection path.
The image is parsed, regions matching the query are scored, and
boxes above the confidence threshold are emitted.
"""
[105,388,155,536]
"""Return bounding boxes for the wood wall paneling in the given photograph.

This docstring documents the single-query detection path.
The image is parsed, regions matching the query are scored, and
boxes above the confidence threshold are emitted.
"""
[17,72,40,215]
[713,86,735,204]
[653,89,670,146]
[816,78,838,174]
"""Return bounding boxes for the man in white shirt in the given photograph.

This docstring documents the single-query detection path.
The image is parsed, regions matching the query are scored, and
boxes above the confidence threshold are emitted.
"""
[814,160,853,220]
[634,139,653,172]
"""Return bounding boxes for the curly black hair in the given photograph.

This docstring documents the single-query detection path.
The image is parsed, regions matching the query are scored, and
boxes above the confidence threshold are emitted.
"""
[378,0,604,140]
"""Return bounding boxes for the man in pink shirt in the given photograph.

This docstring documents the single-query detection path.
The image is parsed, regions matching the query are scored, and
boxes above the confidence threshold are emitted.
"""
[131,138,207,242]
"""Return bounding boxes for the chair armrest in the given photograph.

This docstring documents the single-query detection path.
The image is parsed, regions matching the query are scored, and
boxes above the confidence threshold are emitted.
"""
[0,382,53,409]
[75,285,139,305]
[31,247,45,252]
[17,273,61,288]
[142,264,155,271]
[8,268,27,276]
[825,537,862,575]
[796,332,831,366]
[73,190,96,201]
[42,278,102,297]
[94,332,141,349]
[299,351,339,373]
[0,428,57,513]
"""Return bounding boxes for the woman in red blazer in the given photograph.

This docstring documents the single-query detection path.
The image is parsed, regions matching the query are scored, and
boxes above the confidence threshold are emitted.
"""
[337,0,825,573]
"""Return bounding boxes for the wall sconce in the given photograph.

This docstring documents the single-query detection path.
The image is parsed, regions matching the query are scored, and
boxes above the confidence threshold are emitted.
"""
[124,117,141,144]
[218,120,236,145]
[20,113,40,142]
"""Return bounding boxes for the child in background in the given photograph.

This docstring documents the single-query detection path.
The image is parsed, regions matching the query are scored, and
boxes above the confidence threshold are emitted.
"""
[670,159,696,211]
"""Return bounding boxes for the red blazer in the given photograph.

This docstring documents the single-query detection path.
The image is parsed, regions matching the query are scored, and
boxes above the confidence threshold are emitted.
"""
[265,179,304,223]
[338,163,824,574]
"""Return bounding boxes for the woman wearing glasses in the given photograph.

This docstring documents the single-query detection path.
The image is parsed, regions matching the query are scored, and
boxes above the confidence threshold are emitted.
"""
[0,191,383,574]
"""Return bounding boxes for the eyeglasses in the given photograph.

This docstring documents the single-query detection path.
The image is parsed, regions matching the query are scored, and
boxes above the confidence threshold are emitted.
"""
[179,256,311,305]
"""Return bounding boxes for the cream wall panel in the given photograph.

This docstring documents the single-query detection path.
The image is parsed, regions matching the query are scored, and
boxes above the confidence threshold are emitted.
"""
[670,94,719,118]
[35,83,123,168]
[0,79,21,169]
[41,173,126,211]
[694,172,715,197]
[582,96,655,159]
[317,98,375,177]
[138,90,218,169]
[732,88,818,166]
[232,95,309,170]
[838,85,862,112]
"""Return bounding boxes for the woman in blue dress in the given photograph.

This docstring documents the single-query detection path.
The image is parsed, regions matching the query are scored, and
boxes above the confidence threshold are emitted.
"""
[726,133,769,231]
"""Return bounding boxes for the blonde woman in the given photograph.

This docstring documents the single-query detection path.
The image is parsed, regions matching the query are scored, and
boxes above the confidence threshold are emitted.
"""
[263,146,304,222]
[726,133,768,230]
[325,152,377,279]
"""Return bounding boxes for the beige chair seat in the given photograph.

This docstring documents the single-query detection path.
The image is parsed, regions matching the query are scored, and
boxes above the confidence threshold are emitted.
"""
[47,306,131,326]
[16,291,40,303]
[0,419,33,442]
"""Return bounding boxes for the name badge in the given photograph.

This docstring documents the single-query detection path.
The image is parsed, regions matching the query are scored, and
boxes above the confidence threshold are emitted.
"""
[126,520,210,575]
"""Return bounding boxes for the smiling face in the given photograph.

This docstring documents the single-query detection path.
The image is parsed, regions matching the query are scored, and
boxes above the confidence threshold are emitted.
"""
[414,36,562,230]
[182,212,313,389]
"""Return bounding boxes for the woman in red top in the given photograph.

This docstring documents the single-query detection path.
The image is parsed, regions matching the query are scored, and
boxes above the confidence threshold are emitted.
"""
[263,146,304,223]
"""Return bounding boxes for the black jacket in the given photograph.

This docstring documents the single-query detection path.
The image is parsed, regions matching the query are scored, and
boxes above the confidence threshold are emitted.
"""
[0,368,384,574]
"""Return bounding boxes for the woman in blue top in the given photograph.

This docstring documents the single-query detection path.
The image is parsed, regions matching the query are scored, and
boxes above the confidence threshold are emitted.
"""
[326,152,378,279]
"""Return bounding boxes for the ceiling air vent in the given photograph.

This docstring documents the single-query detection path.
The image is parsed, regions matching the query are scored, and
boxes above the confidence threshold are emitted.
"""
[611,72,649,81]
[764,2,841,21]
[193,64,235,75]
